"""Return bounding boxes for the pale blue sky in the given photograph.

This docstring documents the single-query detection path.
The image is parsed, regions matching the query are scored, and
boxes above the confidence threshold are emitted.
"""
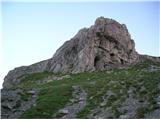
[1,1,159,88]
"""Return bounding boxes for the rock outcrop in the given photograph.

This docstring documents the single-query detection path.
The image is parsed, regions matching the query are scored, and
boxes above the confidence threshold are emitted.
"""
[47,17,138,73]
[3,16,154,89]
[3,59,50,88]
[1,88,39,118]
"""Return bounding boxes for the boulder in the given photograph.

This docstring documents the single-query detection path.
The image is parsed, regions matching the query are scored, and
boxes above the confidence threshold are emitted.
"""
[59,109,69,114]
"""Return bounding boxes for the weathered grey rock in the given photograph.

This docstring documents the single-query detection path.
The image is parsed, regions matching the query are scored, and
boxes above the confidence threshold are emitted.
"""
[139,55,160,63]
[120,115,130,119]
[47,17,139,74]
[100,101,107,107]
[3,59,50,89]
[59,109,69,114]
[1,89,39,118]
[155,96,160,102]
[88,107,114,119]
[89,80,96,85]
[148,65,160,72]
[145,109,160,119]
[27,90,36,95]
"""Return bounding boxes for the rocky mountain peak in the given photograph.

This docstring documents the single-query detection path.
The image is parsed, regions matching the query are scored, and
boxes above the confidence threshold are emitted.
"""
[3,17,139,88]
[47,17,139,73]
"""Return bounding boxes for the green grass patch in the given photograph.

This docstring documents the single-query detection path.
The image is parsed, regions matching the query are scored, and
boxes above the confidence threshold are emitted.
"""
[20,85,73,118]
[17,60,160,118]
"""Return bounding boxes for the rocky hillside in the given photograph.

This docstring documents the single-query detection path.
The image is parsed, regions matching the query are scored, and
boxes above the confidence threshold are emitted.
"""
[3,17,138,89]
[1,60,160,119]
[1,17,160,119]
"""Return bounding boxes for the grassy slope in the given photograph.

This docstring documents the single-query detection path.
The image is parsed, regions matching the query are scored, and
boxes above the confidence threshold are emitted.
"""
[18,60,160,118]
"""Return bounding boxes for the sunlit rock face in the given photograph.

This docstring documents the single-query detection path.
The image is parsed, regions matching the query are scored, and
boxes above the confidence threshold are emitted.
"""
[47,17,139,73]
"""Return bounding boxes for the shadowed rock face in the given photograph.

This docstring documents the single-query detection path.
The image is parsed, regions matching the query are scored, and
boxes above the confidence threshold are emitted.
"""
[3,17,141,88]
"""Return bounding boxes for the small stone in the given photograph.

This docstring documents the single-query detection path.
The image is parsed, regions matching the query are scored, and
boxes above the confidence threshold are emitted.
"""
[128,89,133,94]
[90,81,96,85]
[59,109,69,114]
[157,102,160,105]
[79,101,84,104]
[156,96,160,102]
[89,96,93,100]
[100,101,106,107]
[79,97,84,101]
[120,115,129,119]
[6,103,13,109]
[72,86,78,89]
[33,103,36,106]
[46,79,53,83]
[32,95,37,98]
[27,90,36,95]
[70,99,75,103]
[63,75,71,79]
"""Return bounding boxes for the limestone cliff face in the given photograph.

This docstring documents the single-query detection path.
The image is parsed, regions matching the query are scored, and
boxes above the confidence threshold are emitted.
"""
[46,17,139,73]
[3,17,141,88]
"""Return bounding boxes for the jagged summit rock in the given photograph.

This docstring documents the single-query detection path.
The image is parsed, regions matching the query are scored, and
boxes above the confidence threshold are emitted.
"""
[47,16,138,73]
[3,16,157,89]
